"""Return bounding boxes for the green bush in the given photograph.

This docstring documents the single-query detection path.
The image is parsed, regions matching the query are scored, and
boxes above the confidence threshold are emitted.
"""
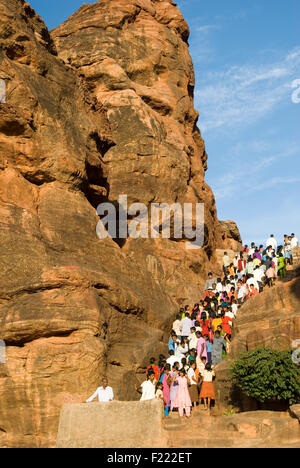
[223,408,236,416]
[232,346,300,405]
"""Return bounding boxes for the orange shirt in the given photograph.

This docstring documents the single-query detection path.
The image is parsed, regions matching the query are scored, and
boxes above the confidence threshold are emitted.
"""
[146,365,160,381]
[222,316,232,335]
[200,319,211,336]
[250,288,259,297]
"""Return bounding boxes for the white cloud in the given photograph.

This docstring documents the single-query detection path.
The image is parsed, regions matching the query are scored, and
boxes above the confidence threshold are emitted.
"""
[249,176,300,193]
[211,145,299,201]
[195,47,300,132]
[196,24,219,34]
[187,19,221,65]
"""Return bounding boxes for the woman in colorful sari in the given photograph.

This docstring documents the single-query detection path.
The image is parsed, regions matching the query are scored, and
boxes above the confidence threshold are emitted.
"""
[169,365,179,412]
[162,364,171,417]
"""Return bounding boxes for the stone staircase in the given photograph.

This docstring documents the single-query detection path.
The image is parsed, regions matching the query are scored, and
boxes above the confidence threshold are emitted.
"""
[282,261,300,283]
[163,409,300,448]
[292,247,300,268]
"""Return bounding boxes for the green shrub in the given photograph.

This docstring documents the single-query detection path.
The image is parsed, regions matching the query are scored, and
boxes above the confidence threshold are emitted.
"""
[231,346,300,405]
[223,408,236,416]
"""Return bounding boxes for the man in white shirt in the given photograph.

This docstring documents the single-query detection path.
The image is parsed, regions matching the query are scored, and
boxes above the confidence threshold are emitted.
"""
[216,278,223,293]
[249,243,256,258]
[188,327,198,350]
[166,350,179,368]
[231,302,238,318]
[253,266,265,292]
[225,282,234,294]
[137,373,156,401]
[237,281,247,304]
[187,362,198,386]
[172,315,181,337]
[222,252,230,273]
[254,266,265,282]
[266,235,277,251]
[291,233,298,249]
[86,378,114,403]
[246,275,259,291]
[204,272,217,290]
[180,313,193,338]
[175,340,189,362]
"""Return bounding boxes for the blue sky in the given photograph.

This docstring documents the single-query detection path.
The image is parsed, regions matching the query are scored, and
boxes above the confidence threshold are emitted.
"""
[30,0,300,246]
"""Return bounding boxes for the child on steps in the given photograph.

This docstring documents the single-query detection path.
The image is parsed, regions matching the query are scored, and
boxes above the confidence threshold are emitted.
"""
[199,363,216,411]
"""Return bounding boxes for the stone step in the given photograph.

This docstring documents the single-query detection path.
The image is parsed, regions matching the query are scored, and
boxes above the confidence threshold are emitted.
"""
[165,428,252,440]
[167,437,265,448]
[167,435,300,449]
[255,438,300,449]
[164,414,299,444]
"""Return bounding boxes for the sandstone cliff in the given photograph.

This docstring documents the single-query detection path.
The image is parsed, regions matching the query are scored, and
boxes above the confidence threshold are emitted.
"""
[0,0,239,447]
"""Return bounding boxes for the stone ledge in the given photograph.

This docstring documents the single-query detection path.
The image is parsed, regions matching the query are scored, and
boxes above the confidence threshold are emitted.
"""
[56,399,166,448]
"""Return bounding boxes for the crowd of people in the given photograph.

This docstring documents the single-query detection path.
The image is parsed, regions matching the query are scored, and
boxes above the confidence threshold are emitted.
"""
[85,233,298,416]
[136,232,299,417]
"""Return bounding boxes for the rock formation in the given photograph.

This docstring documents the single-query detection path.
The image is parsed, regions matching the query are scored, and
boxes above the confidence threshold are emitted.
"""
[219,220,242,251]
[0,0,240,447]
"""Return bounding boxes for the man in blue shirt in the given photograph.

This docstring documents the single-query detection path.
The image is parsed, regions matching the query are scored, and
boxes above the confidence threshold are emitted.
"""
[168,334,178,352]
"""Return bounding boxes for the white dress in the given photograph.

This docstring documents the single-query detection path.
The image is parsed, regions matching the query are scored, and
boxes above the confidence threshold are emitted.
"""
[140,380,155,401]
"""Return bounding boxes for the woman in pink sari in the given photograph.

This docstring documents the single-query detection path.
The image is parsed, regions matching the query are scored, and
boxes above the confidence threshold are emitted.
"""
[162,364,171,417]
[172,369,192,418]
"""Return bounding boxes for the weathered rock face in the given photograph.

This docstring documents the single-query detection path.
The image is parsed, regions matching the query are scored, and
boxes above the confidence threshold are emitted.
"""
[214,276,300,413]
[52,0,233,291]
[219,220,242,251]
[0,0,238,447]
